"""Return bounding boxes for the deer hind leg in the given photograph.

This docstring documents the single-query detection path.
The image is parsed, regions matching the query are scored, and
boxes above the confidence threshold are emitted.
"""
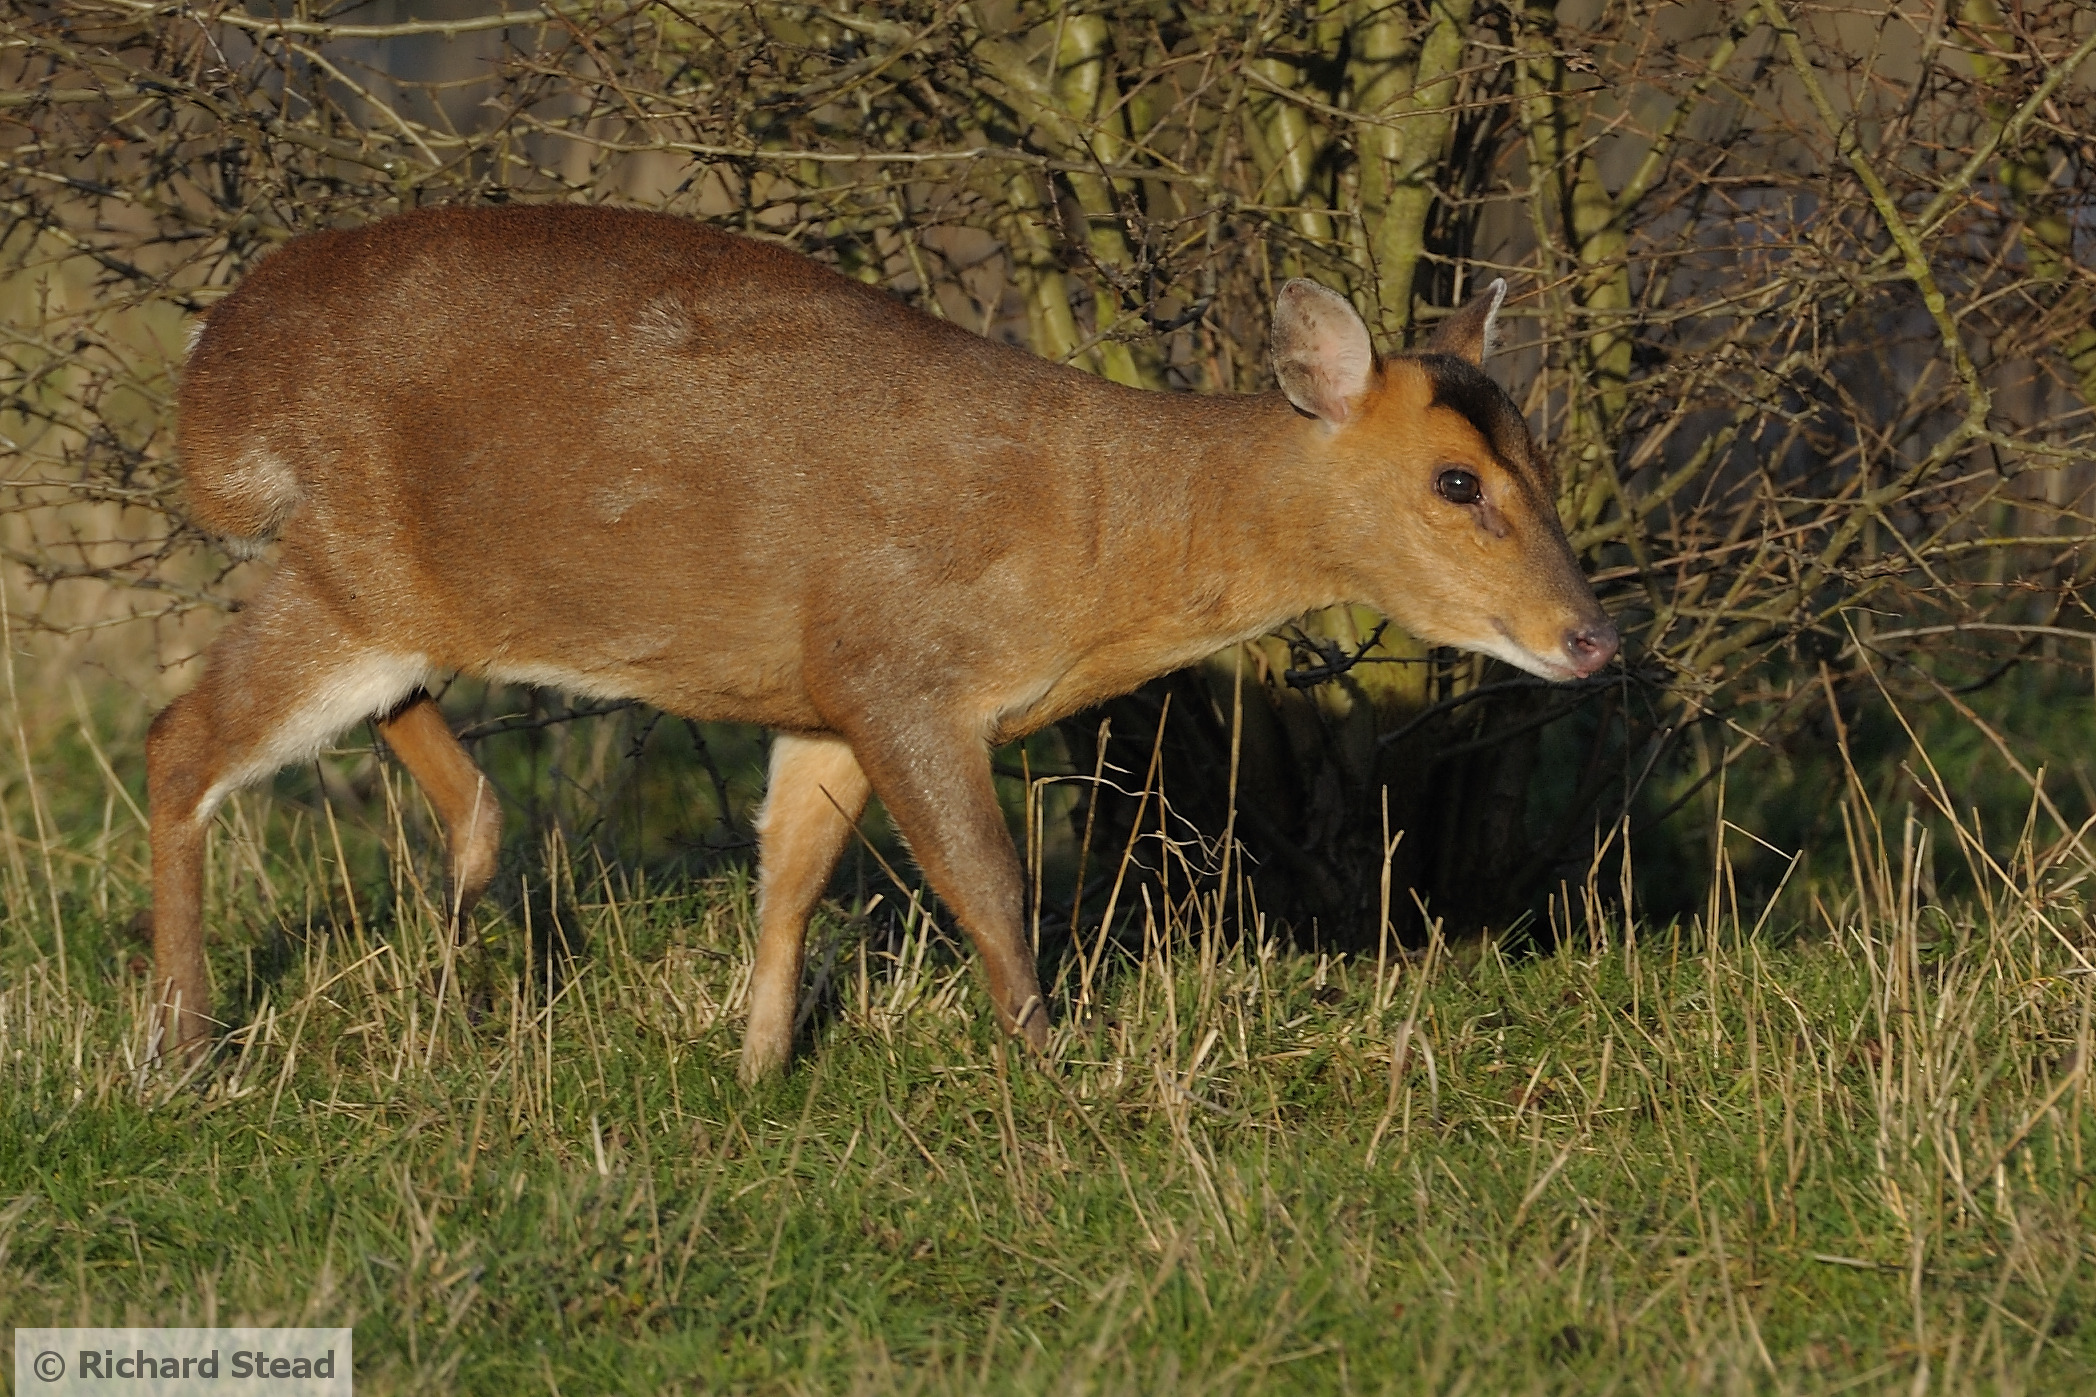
[146,577,430,1058]
[374,694,502,933]
[739,732,871,1082]
[847,721,1048,1053]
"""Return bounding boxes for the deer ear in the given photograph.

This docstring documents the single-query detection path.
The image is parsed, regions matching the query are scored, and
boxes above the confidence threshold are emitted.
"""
[1272,280,1375,426]
[1426,278,1506,365]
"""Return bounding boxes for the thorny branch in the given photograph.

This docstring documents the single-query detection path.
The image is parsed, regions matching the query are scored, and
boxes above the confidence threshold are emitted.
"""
[3,0,2093,918]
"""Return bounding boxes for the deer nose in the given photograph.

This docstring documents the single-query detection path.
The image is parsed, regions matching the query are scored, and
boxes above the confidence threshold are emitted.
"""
[1564,620,1619,677]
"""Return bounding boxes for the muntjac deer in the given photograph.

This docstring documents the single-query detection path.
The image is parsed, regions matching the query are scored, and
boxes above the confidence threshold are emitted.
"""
[151,204,1616,1078]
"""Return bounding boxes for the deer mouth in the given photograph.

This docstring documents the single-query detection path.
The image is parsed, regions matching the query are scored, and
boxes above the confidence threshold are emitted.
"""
[1483,619,1582,682]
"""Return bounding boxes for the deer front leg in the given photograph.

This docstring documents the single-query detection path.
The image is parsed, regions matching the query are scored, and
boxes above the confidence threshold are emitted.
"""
[740,732,872,1081]
[845,720,1048,1052]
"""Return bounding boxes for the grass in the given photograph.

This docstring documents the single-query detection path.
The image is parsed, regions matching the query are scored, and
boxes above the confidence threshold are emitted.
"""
[5,679,2096,1395]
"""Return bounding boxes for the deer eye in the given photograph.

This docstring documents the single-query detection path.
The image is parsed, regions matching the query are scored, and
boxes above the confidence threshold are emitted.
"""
[1436,467,1482,505]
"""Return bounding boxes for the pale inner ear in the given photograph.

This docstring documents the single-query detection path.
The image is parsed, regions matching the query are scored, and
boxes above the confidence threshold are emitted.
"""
[1270,279,1374,425]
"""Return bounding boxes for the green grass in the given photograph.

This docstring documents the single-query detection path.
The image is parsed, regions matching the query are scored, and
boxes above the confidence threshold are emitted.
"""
[5,696,2096,1394]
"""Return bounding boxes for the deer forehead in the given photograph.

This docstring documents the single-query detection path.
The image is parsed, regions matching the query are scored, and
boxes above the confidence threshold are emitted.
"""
[1360,357,1550,495]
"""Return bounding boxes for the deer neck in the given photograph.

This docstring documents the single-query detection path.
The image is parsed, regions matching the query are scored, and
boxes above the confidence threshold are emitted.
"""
[1057,381,1353,665]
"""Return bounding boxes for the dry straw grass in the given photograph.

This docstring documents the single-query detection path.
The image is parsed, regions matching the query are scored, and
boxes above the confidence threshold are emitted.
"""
[5,3,2096,1389]
[6,656,2096,1388]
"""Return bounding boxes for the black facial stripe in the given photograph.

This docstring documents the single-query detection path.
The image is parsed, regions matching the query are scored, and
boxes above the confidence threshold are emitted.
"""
[1413,353,1550,493]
